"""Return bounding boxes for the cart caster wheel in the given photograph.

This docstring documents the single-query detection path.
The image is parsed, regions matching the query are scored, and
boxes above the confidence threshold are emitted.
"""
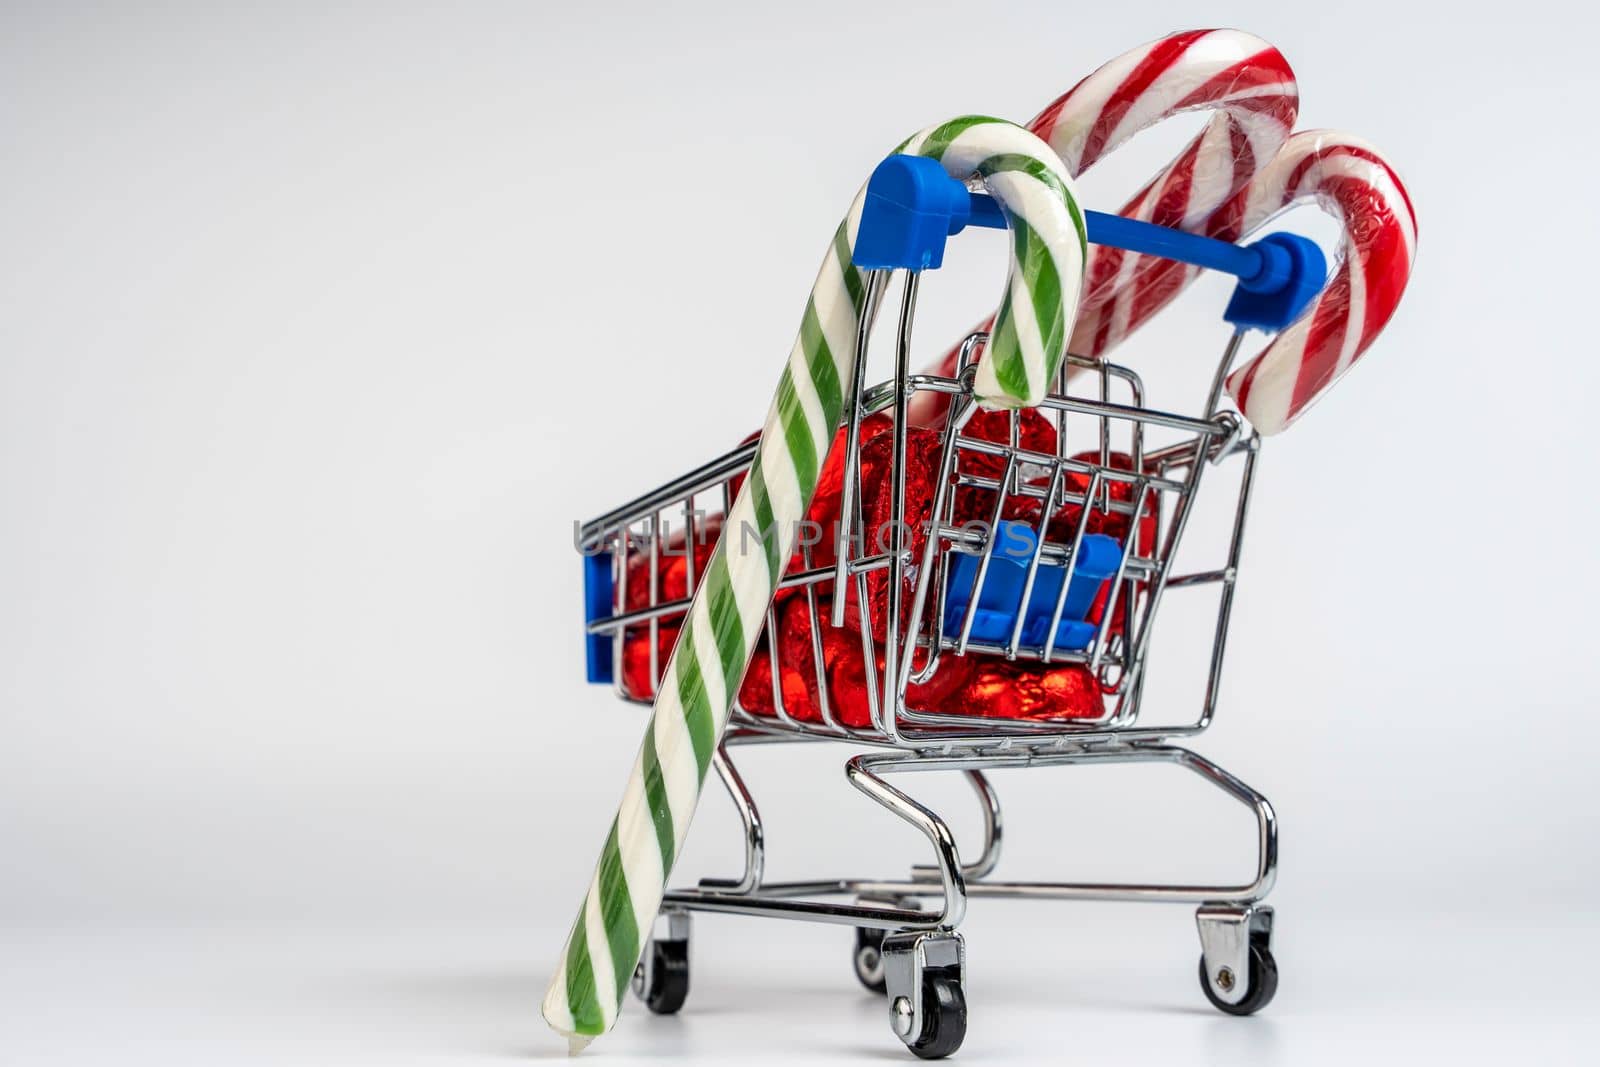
[894,973,966,1059]
[854,927,888,994]
[1198,941,1277,1016]
[632,937,690,1015]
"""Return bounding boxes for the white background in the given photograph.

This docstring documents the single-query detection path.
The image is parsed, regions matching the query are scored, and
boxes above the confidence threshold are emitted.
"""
[3,1,1597,1063]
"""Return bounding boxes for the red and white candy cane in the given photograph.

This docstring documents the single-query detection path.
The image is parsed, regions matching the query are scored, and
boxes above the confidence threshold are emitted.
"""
[1211,131,1417,434]
[1037,27,1298,355]
[910,29,1297,423]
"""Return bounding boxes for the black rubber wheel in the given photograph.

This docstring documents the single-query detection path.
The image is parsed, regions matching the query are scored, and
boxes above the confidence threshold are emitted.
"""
[633,938,690,1015]
[854,928,888,994]
[906,973,967,1060]
[1198,939,1277,1016]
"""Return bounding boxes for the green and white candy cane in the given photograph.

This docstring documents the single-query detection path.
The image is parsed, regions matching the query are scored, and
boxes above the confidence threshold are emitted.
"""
[543,115,1087,1051]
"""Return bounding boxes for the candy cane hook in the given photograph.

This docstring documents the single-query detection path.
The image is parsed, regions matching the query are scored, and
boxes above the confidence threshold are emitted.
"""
[1037,27,1298,355]
[1216,131,1417,433]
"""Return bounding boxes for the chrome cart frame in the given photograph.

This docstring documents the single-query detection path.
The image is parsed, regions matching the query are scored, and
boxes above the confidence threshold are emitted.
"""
[578,261,1282,1053]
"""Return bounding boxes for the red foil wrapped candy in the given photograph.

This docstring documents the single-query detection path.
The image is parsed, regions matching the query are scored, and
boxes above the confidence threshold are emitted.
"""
[620,622,681,702]
[621,418,1116,724]
[945,657,1105,721]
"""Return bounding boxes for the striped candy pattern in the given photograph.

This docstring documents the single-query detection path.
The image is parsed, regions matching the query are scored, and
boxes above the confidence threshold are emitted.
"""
[922,120,1090,407]
[1216,131,1417,433]
[542,116,1087,1049]
[909,30,1297,422]
[1037,28,1298,357]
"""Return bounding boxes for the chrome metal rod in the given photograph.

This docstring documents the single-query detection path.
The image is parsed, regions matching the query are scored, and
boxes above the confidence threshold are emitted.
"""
[580,442,757,541]
[831,270,888,627]
[847,750,966,929]
[911,770,1004,882]
[660,889,945,930]
[697,743,765,895]
[880,271,920,745]
[1205,331,1247,417]
[1196,435,1261,732]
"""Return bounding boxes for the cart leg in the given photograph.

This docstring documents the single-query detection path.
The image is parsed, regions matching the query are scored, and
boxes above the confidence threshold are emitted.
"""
[1195,904,1277,1015]
[698,742,765,894]
[845,754,968,930]
[845,755,971,1057]
[632,909,692,1015]
[910,769,1004,883]
[882,930,967,1059]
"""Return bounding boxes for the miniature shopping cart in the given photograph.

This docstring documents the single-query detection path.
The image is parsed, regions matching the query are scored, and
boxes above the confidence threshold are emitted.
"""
[574,157,1332,1058]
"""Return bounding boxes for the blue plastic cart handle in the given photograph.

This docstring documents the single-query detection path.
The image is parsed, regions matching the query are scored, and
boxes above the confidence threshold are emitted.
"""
[854,154,1327,331]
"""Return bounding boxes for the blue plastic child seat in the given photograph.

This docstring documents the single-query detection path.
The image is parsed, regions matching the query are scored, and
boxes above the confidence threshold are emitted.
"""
[943,521,1123,652]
